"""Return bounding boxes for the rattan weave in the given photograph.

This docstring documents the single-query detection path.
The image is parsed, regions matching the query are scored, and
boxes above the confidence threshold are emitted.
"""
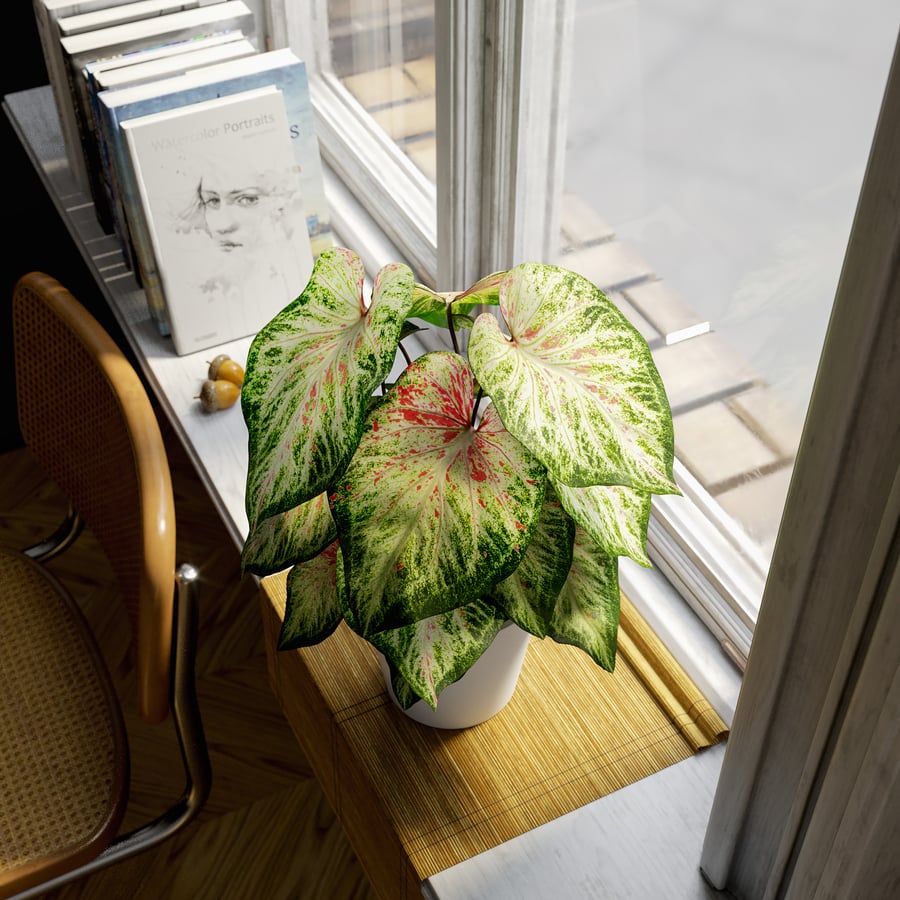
[0,548,126,893]
[12,273,176,725]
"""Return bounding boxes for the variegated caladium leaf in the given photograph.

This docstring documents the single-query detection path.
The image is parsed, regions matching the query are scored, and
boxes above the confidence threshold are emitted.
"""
[331,351,547,636]
[242,247,415,528]
[277,541,343,650]
[492,482,575,638]
[369,598,505,709]
[241,492,336,576]
[408,270,505,327]
[552,480,652,568]
[468,263,679,496]
[547,526,620,671]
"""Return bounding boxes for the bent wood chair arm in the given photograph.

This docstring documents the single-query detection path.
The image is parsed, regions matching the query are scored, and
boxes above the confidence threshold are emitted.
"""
[8,564,211,900]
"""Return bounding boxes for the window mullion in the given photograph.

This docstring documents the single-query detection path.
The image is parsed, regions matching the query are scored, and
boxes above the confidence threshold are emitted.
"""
[436,0,575,288]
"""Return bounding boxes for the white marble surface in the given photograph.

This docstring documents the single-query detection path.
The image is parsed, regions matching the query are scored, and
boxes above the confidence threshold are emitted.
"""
[425,743,729,900]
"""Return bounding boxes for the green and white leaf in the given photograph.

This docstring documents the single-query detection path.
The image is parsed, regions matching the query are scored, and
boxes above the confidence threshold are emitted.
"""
[242,248,415,527]
[370,597,505,709]
[547,526,620,671]
[331,351,547,635]
[468,263,679,495]
[553,480,652,567]
[492,482,575,637]
[408,270,505,327]
[277,541,343,650]
[241,491,336,576]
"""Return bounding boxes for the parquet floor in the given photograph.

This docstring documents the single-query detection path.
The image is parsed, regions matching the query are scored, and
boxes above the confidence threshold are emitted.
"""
[0,419,377,900]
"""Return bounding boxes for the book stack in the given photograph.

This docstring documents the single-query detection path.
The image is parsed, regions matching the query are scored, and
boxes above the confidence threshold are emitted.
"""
[33,0,335,355]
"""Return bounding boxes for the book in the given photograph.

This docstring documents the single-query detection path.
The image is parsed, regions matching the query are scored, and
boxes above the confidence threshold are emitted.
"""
[56,0,225,36]
[98,47,333,334]
[32,0,141,195]
[89,31,255,91]
[80,25,247,88]
[121,85,315,355]
[58,0,255,232]
[84,29,257,272]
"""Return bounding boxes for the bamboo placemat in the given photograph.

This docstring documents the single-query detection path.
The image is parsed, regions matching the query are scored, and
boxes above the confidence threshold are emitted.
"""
[259,571,728,900]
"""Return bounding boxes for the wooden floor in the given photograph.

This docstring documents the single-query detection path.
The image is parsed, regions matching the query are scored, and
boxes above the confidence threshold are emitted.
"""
[0,420,377,900]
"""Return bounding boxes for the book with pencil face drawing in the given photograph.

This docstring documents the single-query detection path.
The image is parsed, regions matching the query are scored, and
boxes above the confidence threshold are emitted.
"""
[84,28,257,275]
[57,0,255,233]
[121,85,315,355]
[98,48,334,336]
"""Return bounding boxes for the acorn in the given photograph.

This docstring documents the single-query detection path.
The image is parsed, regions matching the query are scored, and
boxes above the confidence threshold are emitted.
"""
[198,378,241,413]
[207,353,245,388]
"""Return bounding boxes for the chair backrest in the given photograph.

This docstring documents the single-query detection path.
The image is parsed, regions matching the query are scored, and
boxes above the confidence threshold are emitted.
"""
[12,272,176,724]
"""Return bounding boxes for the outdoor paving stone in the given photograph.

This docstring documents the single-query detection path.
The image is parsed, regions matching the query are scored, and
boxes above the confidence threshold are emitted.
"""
[403,56,436,94]
[651,332,760,413]
[728,386,805,460]
[342,65,422,108]
[673,401,780,490]
[608,291,660,344]
[624,278,710,344]
[559,240,655,292]
[372,98,437,141]
[559,192,616,248]
[404,135,437,182]
[714,465,794,561]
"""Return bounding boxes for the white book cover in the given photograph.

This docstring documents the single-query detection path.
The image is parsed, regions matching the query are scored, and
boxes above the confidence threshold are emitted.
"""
[93,34,255,90]
[57,0,225,35]
[82,26,247,85]
[121,85,314,355]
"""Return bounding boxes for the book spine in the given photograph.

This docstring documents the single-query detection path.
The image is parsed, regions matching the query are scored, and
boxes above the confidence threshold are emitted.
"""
[33,0,93,191]
[88,67,138,271]
[102,101,171,334]
[64,51,117,232]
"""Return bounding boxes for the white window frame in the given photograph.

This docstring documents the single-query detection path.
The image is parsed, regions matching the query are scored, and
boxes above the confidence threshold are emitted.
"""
[701,32,900,896]
[265,0,572,288]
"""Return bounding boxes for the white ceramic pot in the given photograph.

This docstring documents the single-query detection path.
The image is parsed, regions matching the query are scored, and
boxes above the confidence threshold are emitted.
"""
[378,621,532,729]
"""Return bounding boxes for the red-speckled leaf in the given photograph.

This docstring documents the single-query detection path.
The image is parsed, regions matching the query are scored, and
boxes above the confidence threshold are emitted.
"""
[331,351,547,636]
[468,263,678,495]
[241,492,336,576]
[547,527,620,671]
[553,480,652,567]
[277,541,343,650]
[369,598,505,709]
[492,482,575,637]
[242,247,415,527]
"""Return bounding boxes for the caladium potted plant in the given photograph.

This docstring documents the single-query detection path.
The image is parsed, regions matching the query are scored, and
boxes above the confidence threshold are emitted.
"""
[240,246,679,714]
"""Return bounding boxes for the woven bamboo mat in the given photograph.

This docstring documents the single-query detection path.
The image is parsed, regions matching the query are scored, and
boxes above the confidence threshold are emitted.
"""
[259,572,728,900]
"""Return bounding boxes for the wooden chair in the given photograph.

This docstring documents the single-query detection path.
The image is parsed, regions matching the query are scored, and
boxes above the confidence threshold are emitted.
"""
[0,272,210,898]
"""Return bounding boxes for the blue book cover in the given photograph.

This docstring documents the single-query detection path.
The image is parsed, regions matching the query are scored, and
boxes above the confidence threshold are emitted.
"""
[98,48,333,335]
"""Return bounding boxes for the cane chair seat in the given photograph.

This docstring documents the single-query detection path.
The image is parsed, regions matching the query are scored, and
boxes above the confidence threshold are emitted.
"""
[0,549,127,894]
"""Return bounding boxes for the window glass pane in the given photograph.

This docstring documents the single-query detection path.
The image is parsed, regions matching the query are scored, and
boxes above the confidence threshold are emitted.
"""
[560,1,898,587]
[326,0,436,182]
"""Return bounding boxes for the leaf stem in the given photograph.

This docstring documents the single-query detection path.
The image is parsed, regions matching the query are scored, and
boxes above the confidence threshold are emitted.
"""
[446,302,461,355]
[471,387,484,427]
